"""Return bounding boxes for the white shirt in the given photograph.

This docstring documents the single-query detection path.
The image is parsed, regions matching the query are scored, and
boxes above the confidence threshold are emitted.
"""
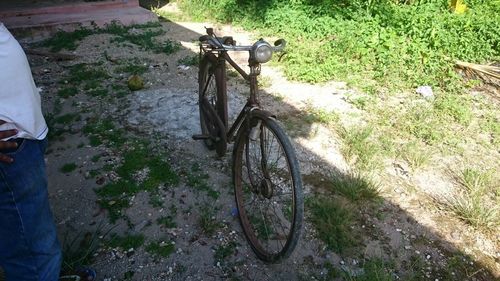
[0,22,48,140]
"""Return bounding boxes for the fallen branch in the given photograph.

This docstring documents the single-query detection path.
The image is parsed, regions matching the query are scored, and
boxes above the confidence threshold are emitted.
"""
[456,60,500,82]
[25,49,78,61]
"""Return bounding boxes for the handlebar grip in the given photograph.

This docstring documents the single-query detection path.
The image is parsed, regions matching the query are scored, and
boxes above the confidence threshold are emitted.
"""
[199,35,211,42]
[274,39,286,50]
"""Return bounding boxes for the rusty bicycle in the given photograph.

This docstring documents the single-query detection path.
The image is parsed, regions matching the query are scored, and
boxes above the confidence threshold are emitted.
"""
[192,28,303,262]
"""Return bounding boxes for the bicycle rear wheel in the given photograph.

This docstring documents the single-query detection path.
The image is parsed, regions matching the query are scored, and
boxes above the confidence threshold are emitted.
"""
[198,54,227,157]
[232,112,304,263]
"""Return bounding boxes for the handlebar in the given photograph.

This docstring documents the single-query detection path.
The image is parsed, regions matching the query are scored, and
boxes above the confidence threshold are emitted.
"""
[199,28,286,53]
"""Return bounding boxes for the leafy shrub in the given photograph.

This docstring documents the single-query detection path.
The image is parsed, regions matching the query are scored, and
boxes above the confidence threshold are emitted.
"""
[179,0,500,92]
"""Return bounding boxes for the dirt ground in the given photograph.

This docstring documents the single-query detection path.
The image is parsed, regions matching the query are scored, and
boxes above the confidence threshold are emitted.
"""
[22,7,498,281]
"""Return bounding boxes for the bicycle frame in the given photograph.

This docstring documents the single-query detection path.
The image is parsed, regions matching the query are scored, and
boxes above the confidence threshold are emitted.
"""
[201,47,264,143]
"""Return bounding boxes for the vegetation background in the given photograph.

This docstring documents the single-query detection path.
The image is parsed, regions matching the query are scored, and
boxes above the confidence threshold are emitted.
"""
[174,0,500,251]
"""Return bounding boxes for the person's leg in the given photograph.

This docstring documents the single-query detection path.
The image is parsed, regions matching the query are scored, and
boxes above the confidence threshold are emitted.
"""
[0,138,61,281]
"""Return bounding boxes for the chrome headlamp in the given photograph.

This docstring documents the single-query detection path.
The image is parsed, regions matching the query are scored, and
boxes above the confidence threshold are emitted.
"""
[252,40,273,63]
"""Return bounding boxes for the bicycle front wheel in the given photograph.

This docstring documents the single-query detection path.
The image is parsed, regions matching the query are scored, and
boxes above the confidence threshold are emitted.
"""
[232,112,304,263]
[198,54,227,157]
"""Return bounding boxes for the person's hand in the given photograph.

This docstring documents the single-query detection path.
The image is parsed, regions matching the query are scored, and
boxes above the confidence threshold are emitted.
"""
[0,120,18,163]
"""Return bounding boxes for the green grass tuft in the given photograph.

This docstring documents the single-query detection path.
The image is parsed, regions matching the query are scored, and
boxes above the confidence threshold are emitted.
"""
[146,240,175,258]
[157,215,176,228]
[330,172,379,202]
[107,233,145,250]
[198,206,222,236]
[177,55,199,66]
[340,126,380,171]
[60,163,77,173]
[57,87,78,98]
[307,196,357,253]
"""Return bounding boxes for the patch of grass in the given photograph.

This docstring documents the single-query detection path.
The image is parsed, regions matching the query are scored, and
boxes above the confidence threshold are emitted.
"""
[257,75,272,88]
[149,193,164,208]
[107,233,145,250]
[41,21,163,52]
[42,26,96,51]
[60,229,103,275]
[110,28,181,55]
[95,180,140,223]
[402,255,426,281]
[340,126,380,171]
[344,258,392,281]
[91,154,101,163]
[60,163,77,173]
[227,69,239,78]
[444,189,499,230]
[303,106,340,126]
[186,164,219,199]
[123,271,134,280]
[57,87,78,98]
[153,6,193,22]
[397,103,449,145]
[97,197,131,223]
[95,180,140,198]
[307,196,357,253]
[83,119,126,148]
[68,63,109,84]
[330,172,379,202]
[439,167,499,230]
[115,63,149,75]
[146,240,175,258]
[87,88,108,97]
[157,215,176,228]
[93,140,179,223]
[398,141,432,170]
[88,135,102,147]
[458,168,493,194]
[214,241,237,263]
[111,84,131,97]
[198,206,222,236]
[177,55,199,66]
[346,94,373,111]
[434,94,472,126]
[116,146,179,190]
[89,169,100,178]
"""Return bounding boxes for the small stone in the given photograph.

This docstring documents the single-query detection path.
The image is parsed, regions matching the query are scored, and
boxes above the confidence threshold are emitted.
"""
[404,246,412,250]
[416,85,434,99]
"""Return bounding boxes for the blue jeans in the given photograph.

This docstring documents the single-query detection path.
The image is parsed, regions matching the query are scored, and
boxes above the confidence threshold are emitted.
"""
[0,138,61,281]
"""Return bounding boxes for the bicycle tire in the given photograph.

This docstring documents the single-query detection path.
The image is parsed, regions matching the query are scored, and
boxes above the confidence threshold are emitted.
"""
[232,111,304,263]
[198,54,228,156]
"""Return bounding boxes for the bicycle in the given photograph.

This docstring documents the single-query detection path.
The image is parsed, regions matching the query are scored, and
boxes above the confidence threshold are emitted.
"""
[192,28,304,263]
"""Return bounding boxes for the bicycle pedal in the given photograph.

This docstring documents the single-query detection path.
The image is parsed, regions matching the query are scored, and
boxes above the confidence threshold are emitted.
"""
[192,134,210,140]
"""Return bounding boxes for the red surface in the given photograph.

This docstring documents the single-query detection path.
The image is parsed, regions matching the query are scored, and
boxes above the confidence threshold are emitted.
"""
[1,0,156,33]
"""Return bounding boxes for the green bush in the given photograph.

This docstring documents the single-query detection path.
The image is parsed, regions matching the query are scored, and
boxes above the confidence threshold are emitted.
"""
[179,0,500,92]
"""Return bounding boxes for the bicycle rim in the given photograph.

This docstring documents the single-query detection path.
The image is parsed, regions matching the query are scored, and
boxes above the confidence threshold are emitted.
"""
[198,56,227,156]
[233,114,303,262]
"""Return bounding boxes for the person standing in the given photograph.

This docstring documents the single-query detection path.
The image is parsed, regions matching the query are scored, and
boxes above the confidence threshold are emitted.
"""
[0,22,62,281]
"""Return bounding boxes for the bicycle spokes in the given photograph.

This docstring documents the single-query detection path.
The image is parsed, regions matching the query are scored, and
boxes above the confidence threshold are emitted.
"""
[238,120,296,258]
